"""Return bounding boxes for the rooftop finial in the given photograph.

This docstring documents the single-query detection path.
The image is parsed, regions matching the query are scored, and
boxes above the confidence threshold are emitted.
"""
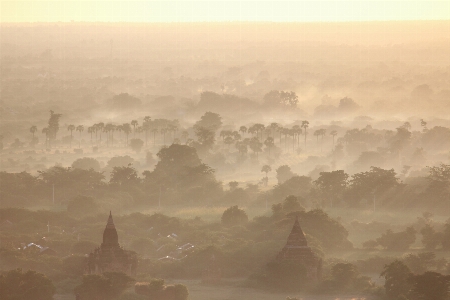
[106,211,115,229]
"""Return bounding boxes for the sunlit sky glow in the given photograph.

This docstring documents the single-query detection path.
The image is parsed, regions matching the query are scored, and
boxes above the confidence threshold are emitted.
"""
[1,1,449,23]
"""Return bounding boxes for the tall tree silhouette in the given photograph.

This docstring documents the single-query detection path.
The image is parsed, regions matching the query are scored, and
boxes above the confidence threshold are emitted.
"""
[47,110,62,148]
[249,137,263,159]
[143,116,151,146]
[152,128,158,145]
[76,125,84,148]
[87,126,94,144]
[264,137,274,156]
[104,123,114,147]
[319,128,327,152]
[97,122,105,142]
[67,124,75,148]
[30,125,37,146]
[122,123,132,145]
[42,127,49,149]
[239,126,247,136]
[131,120,139,137]
[292,125,302,149]
[330,130,338,148]
[301,120,309,149]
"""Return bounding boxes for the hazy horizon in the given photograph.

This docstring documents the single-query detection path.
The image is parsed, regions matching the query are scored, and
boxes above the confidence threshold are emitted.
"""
[2,0,449,23]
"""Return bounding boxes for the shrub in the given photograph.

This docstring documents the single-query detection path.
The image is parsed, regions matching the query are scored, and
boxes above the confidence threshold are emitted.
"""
[221,206,248,227]
[72,157,101,172]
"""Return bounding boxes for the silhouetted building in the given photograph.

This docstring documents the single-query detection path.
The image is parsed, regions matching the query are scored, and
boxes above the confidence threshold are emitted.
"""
[87,212,137,276]
[276,216,322,282]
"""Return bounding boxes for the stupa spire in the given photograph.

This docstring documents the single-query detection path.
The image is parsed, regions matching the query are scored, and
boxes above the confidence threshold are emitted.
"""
[102,211,119,247]
[106,211,115,229]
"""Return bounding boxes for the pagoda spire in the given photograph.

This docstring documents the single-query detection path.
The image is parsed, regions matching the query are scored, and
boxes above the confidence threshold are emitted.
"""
[106,211,115,229]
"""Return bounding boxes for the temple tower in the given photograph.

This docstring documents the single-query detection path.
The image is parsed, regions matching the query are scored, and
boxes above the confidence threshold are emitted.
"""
[276,216,322,282]
[86,212,137,276]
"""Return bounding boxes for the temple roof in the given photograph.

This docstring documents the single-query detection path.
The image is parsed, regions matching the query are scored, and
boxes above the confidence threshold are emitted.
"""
[276,216,320,266]
[285,216,308,248]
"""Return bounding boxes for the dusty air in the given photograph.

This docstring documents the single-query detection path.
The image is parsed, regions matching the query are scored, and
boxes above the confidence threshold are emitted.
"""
[0,5,450,300]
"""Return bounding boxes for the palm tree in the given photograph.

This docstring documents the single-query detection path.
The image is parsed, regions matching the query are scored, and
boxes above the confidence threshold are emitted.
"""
[289,128,296,151]
[264,127,272,139]
[261,164,272,186]
[111,124,117,146]
[220,130,227,142]
[253,123,265,140]
[42,127,49,149]
[319,129,327,152]
[131,120,139,137]
[87,126,94,144]
[269,123,280,143]
[277,126,283,145]
[152,128,159,145]
[115,125,123,145]
[30,125,37,146]
[143,117,151,147]
[103,126,109,146]
[249,137,262,159]
[232,131,241,141]
[261,164,271,177]
[76,125,84,148]
[93,124,99,143]
[281,127,289,150]
[239,126,247,136]
[104,123,114,147]
[301,120,309,149]
[161,128,168,145]
[330,130,338,147]
[264,137,274,156]
[67,125,75,148]
[420,119,428,132]
[292,125,302,149]
[97,122,105,142]
[314,129,320,145]
[136,126,143,139]
[168,122,179,143]
[248,125,257,137]
[122,123,132,145]
[30,125,37,139]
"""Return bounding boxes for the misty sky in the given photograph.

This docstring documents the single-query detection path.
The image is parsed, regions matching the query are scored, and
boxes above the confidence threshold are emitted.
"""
[2,0,449,23]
